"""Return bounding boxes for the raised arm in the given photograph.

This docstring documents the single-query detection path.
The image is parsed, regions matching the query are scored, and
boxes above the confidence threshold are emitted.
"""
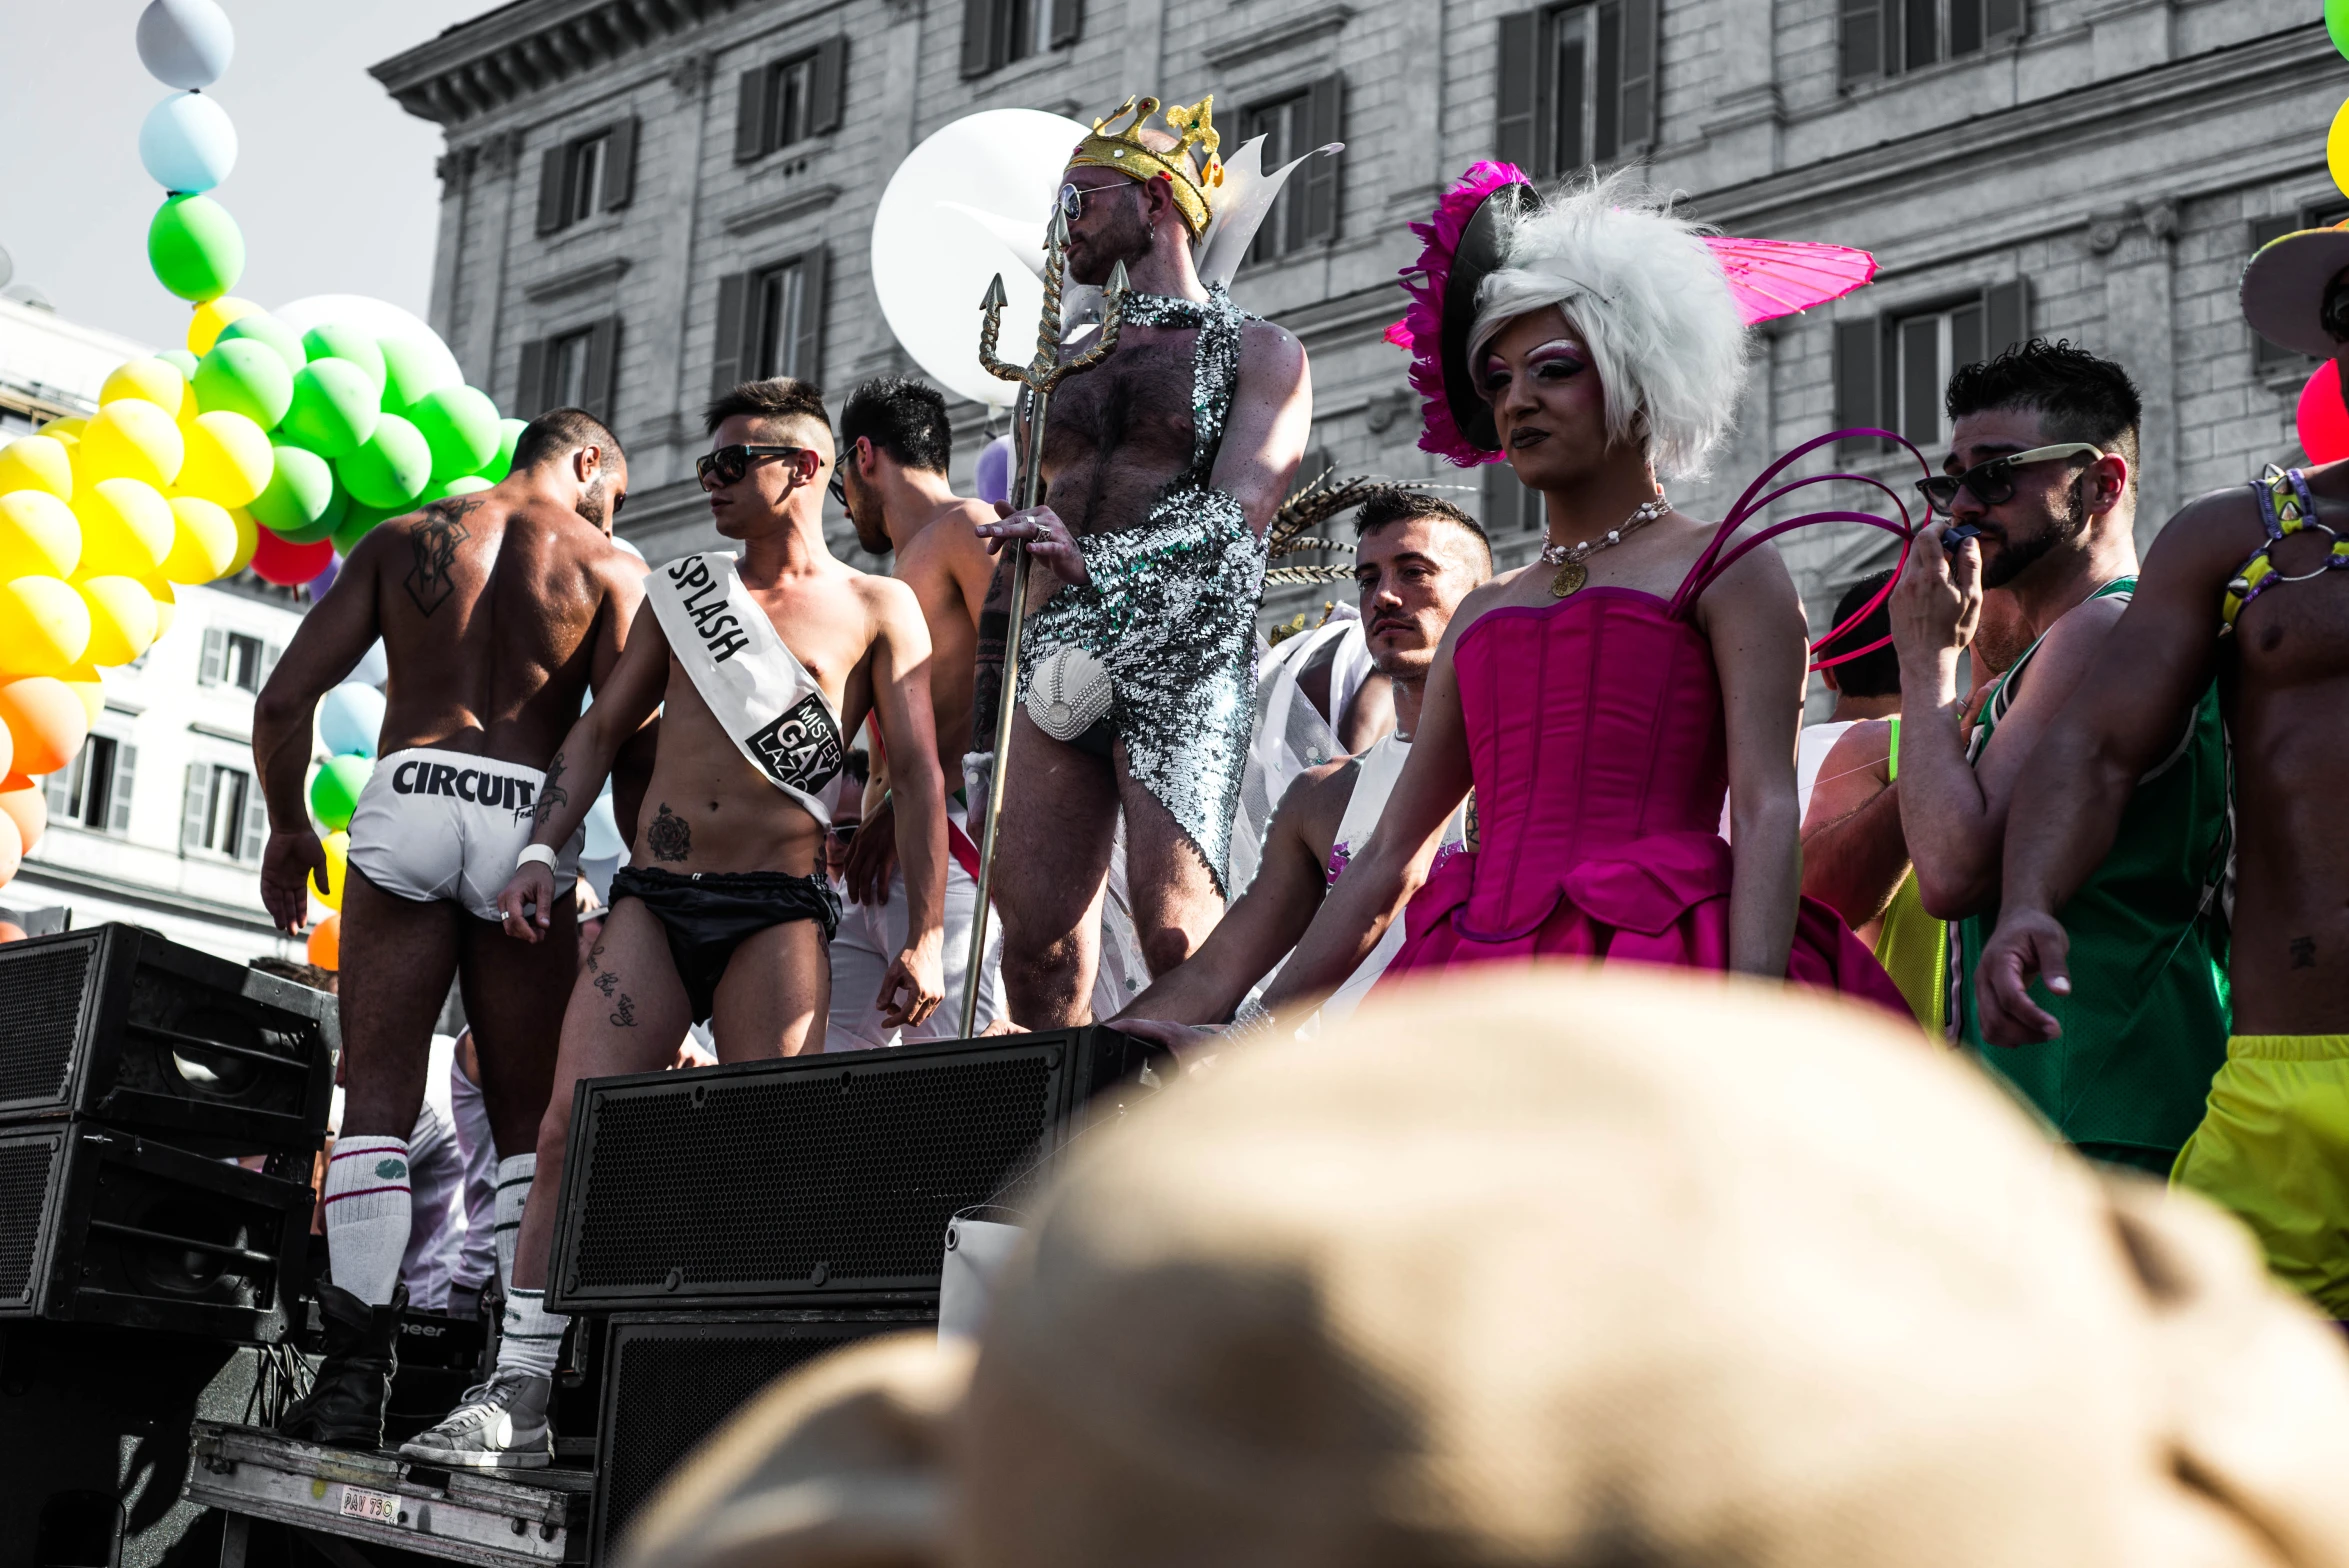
[1210,320,1313,531]
[252,531,386,931]
[866,580,947,1027]
[1702,538,1808,979]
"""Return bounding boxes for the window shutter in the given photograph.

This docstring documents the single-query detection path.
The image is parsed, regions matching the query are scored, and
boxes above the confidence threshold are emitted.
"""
[199,626,226,686]
[602,117,638,211]
[238,772,269,864]
[1949,298,1986,376]
[1494,9,1541,168]
[1049,0,1082,48]
[791,249,829,385]
[1839,0,1883,80]
[1300,76,1345,245]
[181,765,210,856]
[536,146,569,235]
[810,38,847,135]
[711,272,750,398]
[734,68,770,163]
[1618,0,1659,154]
[2251,216,2307,368]
[108,744,136,836]
[44,761,73,823]
[260,640,282,690]
[1984,277,2030,360]
[1949,0,1983,55]
[1984,0,2024,41]
[1834,317,1882,451]
[1902,0,1935,69]
[517,337,549,420]
[584,317,623,425]
[961,0,995,78]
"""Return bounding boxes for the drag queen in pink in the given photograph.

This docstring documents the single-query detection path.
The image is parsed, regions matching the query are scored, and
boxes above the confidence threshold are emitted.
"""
[1253,172,1907,1024]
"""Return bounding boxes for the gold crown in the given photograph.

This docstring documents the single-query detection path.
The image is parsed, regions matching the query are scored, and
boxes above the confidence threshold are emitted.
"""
[1071,95,1223,239]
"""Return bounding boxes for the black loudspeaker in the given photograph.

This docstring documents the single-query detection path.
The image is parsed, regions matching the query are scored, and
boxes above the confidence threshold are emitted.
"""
[546,1027,1162,1313]
[0,925,334,1157]
[590,1310,933,1567]
[0,1322,263,1568]
[0,1122,312,1342]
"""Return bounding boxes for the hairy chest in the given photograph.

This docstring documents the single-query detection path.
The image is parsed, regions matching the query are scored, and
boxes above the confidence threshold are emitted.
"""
[1039,331,1199,479]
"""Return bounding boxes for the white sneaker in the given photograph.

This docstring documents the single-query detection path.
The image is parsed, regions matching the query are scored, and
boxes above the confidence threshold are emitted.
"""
[398,1369,553,1469]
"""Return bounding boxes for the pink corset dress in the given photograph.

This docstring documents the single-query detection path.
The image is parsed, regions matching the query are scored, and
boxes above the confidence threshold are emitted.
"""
[1379,571,1907,1013]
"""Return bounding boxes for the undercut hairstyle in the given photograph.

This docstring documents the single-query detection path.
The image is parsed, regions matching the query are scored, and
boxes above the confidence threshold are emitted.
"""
[510,407,623,474]
[1469,170,1750,481]
[704,377,832,440]
[1354,490,1494,570]
[1945,340,2141,492]
[840,376,954,474]
[1819,568,1899,699]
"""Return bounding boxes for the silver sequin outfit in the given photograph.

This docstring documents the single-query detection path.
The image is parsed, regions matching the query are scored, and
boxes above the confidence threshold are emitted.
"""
[1018,285,1268,896]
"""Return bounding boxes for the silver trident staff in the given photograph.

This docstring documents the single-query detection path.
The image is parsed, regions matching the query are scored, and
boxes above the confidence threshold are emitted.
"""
[958,209,1130,1036]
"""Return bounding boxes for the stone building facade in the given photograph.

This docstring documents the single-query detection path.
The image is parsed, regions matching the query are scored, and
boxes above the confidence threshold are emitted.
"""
[374,0,2348,657]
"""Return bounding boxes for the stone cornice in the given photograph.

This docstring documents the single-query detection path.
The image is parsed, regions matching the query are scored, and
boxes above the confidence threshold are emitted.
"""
[523,256,633,302]
[370,0,749,126]
[1201,4,1355,71]
[724,183,843,235]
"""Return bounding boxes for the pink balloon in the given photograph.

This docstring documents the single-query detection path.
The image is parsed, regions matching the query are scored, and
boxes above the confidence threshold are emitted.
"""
[2296,360,2349,463]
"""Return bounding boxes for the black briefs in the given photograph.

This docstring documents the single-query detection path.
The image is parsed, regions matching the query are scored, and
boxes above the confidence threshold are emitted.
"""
[609,866,842,1025]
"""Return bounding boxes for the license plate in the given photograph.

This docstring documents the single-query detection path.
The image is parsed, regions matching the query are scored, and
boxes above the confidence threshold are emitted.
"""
[338,1486,401,1525]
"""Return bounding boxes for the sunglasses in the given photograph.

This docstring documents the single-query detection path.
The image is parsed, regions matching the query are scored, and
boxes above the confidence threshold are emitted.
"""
[1915,443,2105,516]
[696,444,817,490]
[1057,180,1136,224]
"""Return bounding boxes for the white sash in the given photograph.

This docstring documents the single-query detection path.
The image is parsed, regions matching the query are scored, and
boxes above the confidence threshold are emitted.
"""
[645,551,844,827]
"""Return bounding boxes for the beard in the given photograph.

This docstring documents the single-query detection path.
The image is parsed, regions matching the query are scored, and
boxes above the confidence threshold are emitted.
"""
[1980,478,2089,589]
[573,476,610,531]
[1068,200,1153,285]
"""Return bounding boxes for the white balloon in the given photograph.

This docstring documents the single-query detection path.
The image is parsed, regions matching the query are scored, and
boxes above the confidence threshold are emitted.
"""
[137,0,234,90]
[139,91,237,193]
[349,638,389,688]
[274,295,464,391]
[871,110,1089,409]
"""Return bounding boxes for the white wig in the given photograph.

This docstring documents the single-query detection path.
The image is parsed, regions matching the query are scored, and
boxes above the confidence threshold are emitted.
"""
[1469,173,1749,481]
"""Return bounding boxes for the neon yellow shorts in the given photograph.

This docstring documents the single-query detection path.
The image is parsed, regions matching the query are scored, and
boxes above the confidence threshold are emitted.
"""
[2171,1034,2349,1320]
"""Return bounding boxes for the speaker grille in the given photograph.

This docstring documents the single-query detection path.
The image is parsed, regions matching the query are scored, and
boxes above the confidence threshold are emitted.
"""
[570,1053,1055,1297]
[0,943,92,1107]
[0,1136,62,1305]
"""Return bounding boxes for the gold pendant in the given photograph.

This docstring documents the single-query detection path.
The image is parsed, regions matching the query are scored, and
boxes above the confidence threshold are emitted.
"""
[1549,560,1587,598]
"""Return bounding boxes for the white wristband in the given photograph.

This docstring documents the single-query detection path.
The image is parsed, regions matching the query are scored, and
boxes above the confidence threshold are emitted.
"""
[516,844,559,873]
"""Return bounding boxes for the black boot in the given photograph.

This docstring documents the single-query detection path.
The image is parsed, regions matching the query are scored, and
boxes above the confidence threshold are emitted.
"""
[278,1282,405,1449]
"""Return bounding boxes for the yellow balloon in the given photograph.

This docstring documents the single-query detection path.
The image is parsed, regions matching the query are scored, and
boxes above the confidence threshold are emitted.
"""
[100,358,189,421]
[78,400,184,490]
[0,575,93,677]
[224,505,259,576]
[39,417,86,443]
[188,296,261,356]
[73,478,176,578]
[161,495,239,583]
[0,436,73,503]
[0,490,80,578]
[58,664,105,727]
[77,575,160,667]
[317,829,352,911]
[177,410,272,509]
[142,575,178,641]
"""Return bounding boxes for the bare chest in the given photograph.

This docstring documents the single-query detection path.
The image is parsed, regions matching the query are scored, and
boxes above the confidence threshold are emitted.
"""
[1039,331,1199,505]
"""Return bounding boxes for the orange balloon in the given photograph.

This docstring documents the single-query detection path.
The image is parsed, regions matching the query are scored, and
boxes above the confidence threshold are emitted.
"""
[0,677,90,776]
[0,811,19,888]
[0,921,25,943]
[0,772,46,854]
[306,913,341,971]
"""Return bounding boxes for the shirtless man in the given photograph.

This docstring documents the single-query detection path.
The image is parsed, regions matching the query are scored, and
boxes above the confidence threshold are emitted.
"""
[827,374,1004,1047]
[1980,242,2349,1318]
[1112,493,1489,1051]
[251,409,641,1448]
[398,377,947,1466]
[974,94,1312,1028]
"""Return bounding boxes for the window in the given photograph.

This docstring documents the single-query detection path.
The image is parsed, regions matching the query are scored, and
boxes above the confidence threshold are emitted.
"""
[1495,1,1658,175]
[44,734,135,836]
[199,628,280,694]
[711,250,830,397]
[1833,279,2030,453]
[959,0,1080,77]
[1481,463,1547,537]
[2251,200,2349,371]
[535,120,638,235]
[1243,79,1345,264]
[181,761,265,863]
[1841,0,2023,83]
[515,318,623,423]
[734,39,846,162]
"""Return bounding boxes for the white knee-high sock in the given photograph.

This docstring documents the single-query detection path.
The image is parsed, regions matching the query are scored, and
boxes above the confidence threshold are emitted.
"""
[496,1287,569,1380]
[324,1136,412,1305]
[493,1153,533,1297]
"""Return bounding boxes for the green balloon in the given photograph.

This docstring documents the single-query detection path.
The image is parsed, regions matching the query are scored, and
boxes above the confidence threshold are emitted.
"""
[378,336,455,413]
[302,325,386,389]
[147,193,245,302]
[193,338,295,428]
[407,385,501,482]
[333,502,402,556]
[2331,0,2349,59]
[336,412,432,510]
[282,360,382,459]
[248,444,341,539]
[309,754,374,833]
[478,417,528,483]
[158,348,200,379]
[216,312,307,375]
[422,473,494,505]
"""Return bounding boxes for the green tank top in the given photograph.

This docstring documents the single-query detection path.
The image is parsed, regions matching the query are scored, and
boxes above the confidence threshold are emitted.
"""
[1954,576,2231,1162]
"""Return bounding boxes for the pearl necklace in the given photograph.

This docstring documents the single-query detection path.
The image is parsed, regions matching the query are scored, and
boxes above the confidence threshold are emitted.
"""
[1538,494,1671,598]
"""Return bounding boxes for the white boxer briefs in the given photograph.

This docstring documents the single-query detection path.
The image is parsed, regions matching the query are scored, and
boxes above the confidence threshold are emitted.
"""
[346,747,583,921]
